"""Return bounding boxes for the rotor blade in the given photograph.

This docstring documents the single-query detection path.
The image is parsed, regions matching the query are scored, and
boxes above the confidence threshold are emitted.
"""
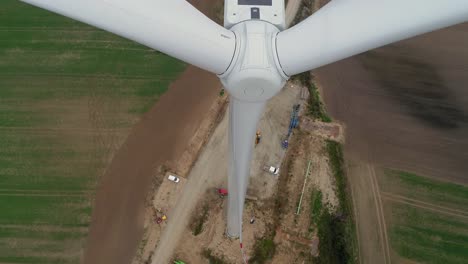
[226,98,265,238]
[276,0,468,76]
[20,0,236,74]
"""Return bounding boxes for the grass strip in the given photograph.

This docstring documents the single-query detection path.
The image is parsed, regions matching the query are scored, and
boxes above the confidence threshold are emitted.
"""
[308,140,358,264]
[293,72,331,122]
[202,249,229,264]
[192,204,209,236]
[250,238,276,264]
[389,202,468,264]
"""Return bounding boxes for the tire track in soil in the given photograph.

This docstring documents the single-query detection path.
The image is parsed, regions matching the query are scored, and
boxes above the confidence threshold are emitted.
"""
[82,64,221,264]
[348,165,363,264]
[381,192,468,220]
[368,165,391,264]
[83,67,221,264]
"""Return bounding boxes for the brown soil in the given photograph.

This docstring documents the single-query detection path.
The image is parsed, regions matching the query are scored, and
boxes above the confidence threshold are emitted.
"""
[133,92,228,264]
[83,7,223,257]
[81,2,227,263]
[300,116,344,143]
[315,23,468,264]
[316,23,468,184]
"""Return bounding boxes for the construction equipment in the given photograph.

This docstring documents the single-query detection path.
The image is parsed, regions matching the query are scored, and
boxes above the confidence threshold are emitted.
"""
[281,104,300,149]
[255,130,261,146]
[263,165,280,175]
[288,104,300,136]
[154,208,167,225]
[281,138,289,149]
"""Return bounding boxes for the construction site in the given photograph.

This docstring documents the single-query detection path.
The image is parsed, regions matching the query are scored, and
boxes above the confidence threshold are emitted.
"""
[130,2,350,262]
[131,76,346,264]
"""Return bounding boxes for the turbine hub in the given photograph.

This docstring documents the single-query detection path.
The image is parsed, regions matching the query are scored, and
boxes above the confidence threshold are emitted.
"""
[219,21,288,102]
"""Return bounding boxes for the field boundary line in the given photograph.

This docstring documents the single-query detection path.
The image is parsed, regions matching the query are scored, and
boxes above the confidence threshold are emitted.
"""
[384,166,468,188]
[0,73,174,80]
[0,127,128,133]
[0,27,99,31]
[0,191,90,194]
[381,192,468,216]
[0,189,90,193]
[0,39,133,44]
[0,224,88,231]
[381,193,468,220]
[0,45,151,52]
[368,165,391,264]
[348,166,363,264]
[0,193,87,197]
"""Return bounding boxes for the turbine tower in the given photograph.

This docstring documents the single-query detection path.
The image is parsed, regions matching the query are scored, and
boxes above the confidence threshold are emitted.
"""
[21,0,468,241]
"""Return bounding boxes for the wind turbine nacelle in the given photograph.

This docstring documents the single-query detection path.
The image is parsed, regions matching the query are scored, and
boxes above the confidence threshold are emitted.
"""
[224,0,286,30]
[219,20,288,102]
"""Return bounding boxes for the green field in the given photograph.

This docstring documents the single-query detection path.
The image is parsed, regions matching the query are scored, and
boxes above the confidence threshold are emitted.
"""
[0,1,185,262]
[379,170,468,264]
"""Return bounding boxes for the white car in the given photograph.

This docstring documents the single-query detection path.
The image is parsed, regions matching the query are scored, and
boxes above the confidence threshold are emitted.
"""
[264,166,280,175]
[167,175,180,183]
[269,166,280,175]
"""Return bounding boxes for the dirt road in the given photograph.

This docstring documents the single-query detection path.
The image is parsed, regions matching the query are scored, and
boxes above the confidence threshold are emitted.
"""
[345,161,389,264]
[285,0,302,27]
[150,106,229,264]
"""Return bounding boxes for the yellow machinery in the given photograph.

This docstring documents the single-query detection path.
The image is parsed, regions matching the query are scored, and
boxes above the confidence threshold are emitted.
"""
[255,130,261,146]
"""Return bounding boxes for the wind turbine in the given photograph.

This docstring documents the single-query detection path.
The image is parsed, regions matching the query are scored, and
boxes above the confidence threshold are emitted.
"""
[20,0,468,245]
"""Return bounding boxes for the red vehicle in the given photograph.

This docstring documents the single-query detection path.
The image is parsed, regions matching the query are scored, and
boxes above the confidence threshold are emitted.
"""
[218,188,228,197]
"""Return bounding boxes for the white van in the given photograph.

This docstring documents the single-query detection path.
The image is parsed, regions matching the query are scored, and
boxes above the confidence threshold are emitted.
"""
[167,175,180,183]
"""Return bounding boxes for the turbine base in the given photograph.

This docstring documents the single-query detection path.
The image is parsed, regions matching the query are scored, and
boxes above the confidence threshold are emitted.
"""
[226,229,240,239]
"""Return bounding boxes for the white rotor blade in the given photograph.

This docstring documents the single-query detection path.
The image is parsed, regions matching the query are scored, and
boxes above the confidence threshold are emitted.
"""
[276,0,468,76]
[21,0,236,74]
[226,98,265,238]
